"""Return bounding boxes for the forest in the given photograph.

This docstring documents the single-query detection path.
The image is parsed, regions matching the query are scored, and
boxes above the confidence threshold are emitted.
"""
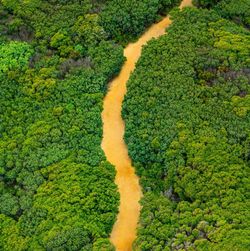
[1,0,249,250]
[0,0,181,250]
[123,0,250,250]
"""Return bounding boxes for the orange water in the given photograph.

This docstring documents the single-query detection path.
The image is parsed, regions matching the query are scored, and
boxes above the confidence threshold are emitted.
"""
[101,1,193,250]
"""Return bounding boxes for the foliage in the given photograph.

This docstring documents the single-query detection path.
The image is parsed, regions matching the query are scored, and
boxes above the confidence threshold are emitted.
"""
[100,0,181,43]
[123,6,250,250]
[0,0,181,248]
[0,55,121,249]
[215,0,250,27]
[194,0,250,27]
[0,41,33,76]
[1,0,248,249]
[193,0,222,8]
[0,0,135,249]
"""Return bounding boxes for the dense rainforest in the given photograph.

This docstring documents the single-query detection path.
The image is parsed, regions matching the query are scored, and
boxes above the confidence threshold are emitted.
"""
[0,0,181,250]
[123,0,250,250]
[1,0,249,250]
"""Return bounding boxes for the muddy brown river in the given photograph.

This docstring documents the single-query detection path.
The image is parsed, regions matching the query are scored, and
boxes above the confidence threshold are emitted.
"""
[101,1,193,250]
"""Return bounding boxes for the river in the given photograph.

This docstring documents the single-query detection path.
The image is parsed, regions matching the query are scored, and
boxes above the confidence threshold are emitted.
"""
[101,1,193,250]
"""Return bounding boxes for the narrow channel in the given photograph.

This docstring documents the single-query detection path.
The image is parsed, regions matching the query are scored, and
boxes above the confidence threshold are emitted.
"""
[101,1,193,250]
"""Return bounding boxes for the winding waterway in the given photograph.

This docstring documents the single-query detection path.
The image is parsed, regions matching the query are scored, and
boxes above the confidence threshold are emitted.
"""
[101,1,193,250]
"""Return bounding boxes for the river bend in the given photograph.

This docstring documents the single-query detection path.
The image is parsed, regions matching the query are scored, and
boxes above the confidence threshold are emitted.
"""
[101,1,193,250]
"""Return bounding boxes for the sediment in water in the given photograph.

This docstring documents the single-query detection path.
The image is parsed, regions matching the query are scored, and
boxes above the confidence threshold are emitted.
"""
[101,1,193,250]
